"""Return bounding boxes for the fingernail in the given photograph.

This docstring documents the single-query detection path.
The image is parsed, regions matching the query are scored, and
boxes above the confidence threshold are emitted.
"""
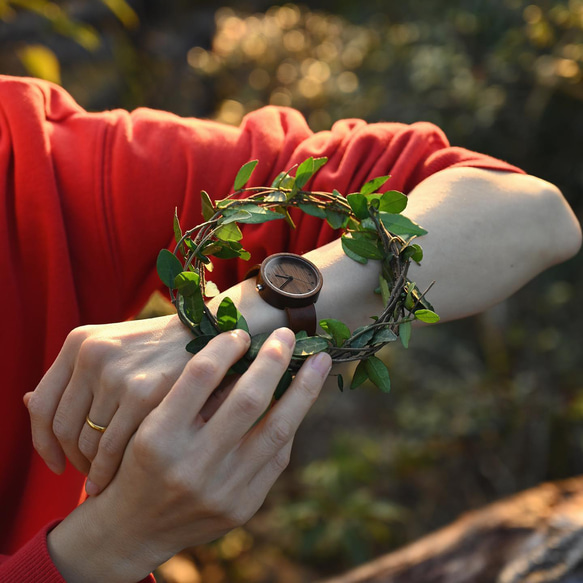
[273,327,296,349]
[309,352,332,376]
[85,480,101,497]
[230,329,250,343]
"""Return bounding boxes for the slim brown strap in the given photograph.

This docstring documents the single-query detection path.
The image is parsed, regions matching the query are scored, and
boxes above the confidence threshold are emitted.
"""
[285,305,317,336]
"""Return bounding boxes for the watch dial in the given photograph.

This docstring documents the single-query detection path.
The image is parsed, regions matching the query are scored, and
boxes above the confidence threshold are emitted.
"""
[264,255,319,296]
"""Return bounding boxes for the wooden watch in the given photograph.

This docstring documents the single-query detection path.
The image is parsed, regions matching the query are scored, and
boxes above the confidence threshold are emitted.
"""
[255,253,323,335]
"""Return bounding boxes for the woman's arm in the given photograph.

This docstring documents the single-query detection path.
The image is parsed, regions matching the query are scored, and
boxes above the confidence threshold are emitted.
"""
[212,167,582,331]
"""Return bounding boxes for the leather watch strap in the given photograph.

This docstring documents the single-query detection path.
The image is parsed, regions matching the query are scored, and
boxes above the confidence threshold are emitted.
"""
[285,305,317,336]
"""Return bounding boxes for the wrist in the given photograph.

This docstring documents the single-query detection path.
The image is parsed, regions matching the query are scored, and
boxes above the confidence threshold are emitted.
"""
[47,497,163,583]
[208,278,287,335]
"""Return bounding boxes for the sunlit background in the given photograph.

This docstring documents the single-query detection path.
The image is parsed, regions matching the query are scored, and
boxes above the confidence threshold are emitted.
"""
[1,1,582,581]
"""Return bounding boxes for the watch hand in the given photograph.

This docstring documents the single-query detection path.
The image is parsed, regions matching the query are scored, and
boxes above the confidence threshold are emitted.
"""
[279,277,292,290]
[274,274,292,280]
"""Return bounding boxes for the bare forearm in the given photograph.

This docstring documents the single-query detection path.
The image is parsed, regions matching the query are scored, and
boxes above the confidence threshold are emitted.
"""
[211,168,581,332]
[403,168,581,321]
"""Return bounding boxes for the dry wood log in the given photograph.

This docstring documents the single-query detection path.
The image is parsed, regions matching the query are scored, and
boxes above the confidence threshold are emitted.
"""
[322,476,583,583]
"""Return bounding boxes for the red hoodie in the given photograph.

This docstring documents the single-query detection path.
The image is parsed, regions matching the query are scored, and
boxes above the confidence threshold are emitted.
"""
[0,75,523,581]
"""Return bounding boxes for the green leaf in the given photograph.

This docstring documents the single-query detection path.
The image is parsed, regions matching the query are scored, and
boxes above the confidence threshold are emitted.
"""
[234,204,286,224]
[274,370,294,400]
[212,240,250,261]
[246,332,270,360]
[337,374,344,392]
[414,309,440,323]
[215,222,243,242]
[220,209,253,224]
[174,271,200,296]
[185,335,214,354]
[295,157,326,189]
[173,208,183,245]
[157,249,183,288]
[410,244,423,262]
[347,193,369,220]
[236,313,250,333]
[212,246,240,260]
[341,237,368,264]
[293,336,329,356]
[298,203,327,219]
[217,297,239,331]
[372,327,398,344]
[401,243,423,262]
[201,190,215,221]
[365,356,391,393]
[360,175,390,196]
[271,171,295,189]
[295,157,315,189]
[379,276,391,306]
[234,159,258,191]
[199,313,218,336]
[194,247,212,264]
[313,157,328,174]
[379,190,407,214]
[379,213,428,237]
[264,190,287,203]
[360,218,376,231]
[399,321,412,348]
[325,209,348,230]
[200,242,222,257]
[295,330,308,340]
[182,290,205,324]
[350,360,369,389]
[319,319,351,347]
[341,236,384,260]
[404,283,416,310]
[204,280,220,298]
[349,326,375,348]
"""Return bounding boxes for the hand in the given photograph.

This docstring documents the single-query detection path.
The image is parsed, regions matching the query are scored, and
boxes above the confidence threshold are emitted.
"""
[25,315,193,493]
[47,328,332,583]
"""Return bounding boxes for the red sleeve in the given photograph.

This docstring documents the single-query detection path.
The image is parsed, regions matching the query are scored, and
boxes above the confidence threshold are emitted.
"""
[0,521,156,582]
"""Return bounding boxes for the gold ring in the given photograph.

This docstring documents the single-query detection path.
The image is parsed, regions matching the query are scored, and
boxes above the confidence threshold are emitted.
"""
[86,415,107,433]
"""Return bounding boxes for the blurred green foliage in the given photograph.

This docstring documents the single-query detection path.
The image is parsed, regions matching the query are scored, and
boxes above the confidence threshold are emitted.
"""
[1,1,582,581]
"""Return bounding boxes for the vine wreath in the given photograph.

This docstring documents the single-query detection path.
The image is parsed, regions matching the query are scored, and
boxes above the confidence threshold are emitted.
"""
[157,157,439,396]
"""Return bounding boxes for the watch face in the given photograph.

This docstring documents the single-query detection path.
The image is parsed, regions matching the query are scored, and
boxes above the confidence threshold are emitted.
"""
[258,253,323,309]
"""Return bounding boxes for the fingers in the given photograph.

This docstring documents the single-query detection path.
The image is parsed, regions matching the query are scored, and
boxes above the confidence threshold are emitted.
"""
[202,328,297,455]
[76,379,128,464]
[198,376,239,422]
[77,402,118,465]
[156,329,251,428]
[242,351,331,482]
[247,440,294,500]
[26,332,83,474]
[51,375,94,475]
[84,405,146,496]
